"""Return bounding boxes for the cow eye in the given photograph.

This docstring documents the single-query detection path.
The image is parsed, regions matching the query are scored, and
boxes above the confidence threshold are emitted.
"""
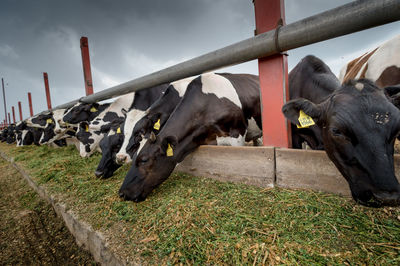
[330,127,343,137]
[139,157,149,164]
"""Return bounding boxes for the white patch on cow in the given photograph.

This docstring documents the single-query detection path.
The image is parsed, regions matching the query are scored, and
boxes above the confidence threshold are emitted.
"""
[136,137,147,155]
[355,82,364,91]
[170,76,197,97]
[116,109,147,162]
[18,130,28,146]
[365,35,400,82]
[200,73,242,108]
[216,132,246,146]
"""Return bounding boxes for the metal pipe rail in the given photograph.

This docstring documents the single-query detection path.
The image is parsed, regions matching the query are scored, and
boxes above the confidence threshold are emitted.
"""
[53,0,400,111]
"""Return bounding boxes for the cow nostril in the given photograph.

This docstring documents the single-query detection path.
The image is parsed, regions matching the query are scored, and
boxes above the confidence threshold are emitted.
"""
[116,154,126,164]
[94,171,103,178]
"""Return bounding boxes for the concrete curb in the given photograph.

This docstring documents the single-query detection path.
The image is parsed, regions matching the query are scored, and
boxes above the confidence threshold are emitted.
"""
[0,151,127,266]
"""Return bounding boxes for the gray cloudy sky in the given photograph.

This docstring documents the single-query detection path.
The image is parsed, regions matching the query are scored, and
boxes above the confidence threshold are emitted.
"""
[1,0,399,121]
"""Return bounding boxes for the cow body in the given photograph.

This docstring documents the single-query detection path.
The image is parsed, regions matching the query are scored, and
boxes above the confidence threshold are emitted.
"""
[118,73,261,202]
[339,34,400,88]
[283,56,400,207]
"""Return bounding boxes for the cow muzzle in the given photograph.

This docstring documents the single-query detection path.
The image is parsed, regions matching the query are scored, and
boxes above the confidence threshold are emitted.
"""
[372,191,400,207]
[116,153,128,164]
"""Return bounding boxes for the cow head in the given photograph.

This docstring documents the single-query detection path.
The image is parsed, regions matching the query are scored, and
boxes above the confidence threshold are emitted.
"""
[39,123,56,144]
[63,102,101,124]
[95,129,124,178]
[115,108,148,164]
[118,133,178,202]
[76,122,95,157]
[283,79,400,207]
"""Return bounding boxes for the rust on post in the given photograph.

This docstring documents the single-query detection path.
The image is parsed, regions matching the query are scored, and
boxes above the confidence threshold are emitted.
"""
[28,92,33,116]
[80,36,94,96]
[43,72,52,110]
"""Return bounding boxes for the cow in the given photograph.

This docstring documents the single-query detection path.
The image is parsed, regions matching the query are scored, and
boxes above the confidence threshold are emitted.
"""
[15,121,43,146]
[5,124,16,144]
[118,72,261,202]
[115,77,197,165]
[289,55,341,150]
[339,34,400,88]
[95,118,126,178]
[95,77,196,179]
[75,84,168,158]
[282,57,400,207]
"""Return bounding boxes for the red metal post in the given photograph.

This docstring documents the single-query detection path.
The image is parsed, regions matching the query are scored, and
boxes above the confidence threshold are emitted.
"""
[12,106,16,124]
[80,36,94,95]
[28,92,33,116]
[1,78,7,125]
[254,0,290,148]
[18,101,23,121]
[43,72,52,109]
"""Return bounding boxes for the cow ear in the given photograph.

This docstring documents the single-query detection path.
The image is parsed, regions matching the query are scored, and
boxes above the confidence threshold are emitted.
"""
[282,98,324,127]
[160,136,178,156]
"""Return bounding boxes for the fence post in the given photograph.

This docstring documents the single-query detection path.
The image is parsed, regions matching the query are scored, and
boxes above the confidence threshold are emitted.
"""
[43,72,52,109]
[80,36,94,95]
[18,101,23,121]
[254,0,290,148]
[1,78,7,125]
[12,106,16,124]
[8,113,10,125]
[28,92,34,116]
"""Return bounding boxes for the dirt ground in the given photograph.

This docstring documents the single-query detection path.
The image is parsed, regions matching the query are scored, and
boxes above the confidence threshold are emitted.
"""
[0,158,98,265]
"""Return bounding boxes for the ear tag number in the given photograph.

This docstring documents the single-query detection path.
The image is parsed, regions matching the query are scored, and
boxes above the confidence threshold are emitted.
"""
[46,118,53,124]
[166,143,173,157]
[153,119,161,130]
[85,125,89,132]
[117,127,121,134]
[297,110,315,128]
[90,107,97,113]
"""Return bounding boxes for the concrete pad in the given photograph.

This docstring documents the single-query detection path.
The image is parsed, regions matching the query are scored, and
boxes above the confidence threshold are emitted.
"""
[275,148,351,196]
[174,145,275,187]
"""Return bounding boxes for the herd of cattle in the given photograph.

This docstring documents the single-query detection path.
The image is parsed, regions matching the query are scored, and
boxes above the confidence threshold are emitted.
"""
[1,35,400,208]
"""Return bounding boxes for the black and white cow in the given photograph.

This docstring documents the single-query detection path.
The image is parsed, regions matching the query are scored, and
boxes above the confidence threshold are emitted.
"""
[75,84,168,158]
[5,124,16,144]
[15,121,43,146]
[115,77,197,164]
[118,73,261,202]
[95,77,196,179]
[282,56,400,207]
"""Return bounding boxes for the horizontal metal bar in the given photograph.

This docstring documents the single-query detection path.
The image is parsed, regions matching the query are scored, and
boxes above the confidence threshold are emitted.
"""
[52,0,400,111]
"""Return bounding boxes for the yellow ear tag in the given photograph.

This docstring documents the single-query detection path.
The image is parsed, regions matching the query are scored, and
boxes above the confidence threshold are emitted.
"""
[85,125,89,132]
[117,127,121,134]
[90,107,97,113]
[166,143,173,157]
[153,119,161,130]
[297,110,315,128]
[46,118,53,124]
